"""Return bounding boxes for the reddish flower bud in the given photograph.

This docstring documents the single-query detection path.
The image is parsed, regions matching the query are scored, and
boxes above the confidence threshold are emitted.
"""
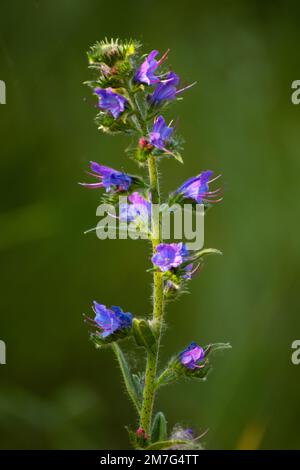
[136,427,149,441]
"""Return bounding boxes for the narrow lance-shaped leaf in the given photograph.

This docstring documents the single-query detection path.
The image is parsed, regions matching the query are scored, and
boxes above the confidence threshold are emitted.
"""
[144,439,191,450]
[151,412,168,443]
[132,318,157,354]
[112,343,141,413]
[131,373,144,405]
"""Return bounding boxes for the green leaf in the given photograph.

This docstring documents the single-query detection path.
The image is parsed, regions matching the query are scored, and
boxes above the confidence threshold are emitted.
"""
[132,373,144,405]
[192,248,222,260]
[151,412,168,443]
[145,439,190,450]
[125,425,138,449]
[112,344,141,413]
[134,91,148,121]
[132,318,157,354]
[173,152,184,164]
[204,342,232,356]
[95,111,133,135]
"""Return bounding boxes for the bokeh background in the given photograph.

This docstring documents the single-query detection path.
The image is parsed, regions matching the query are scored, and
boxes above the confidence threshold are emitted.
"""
[1,0,300,450]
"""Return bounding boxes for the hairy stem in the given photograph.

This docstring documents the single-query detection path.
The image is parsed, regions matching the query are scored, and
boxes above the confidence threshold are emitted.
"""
[139,155,164,436]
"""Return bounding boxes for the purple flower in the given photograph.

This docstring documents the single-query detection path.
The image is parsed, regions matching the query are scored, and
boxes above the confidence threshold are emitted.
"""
[120,192,151,223]
[149,115,173,150]
[149,72,195,105]
[170,426,194,442]
[152,242,188,272]
[179,342,205,370]
[95,87,127,118]
[149,72,179,104]
[92,302,132,338]
[134,49,169,85]
[182,263,193,279]
[176,170,222,204]
[80,161,132,192]
[169,426,196,450]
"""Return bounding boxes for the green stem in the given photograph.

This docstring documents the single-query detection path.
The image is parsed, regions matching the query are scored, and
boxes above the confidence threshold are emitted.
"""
[139,155,164,436]
[154,366,172,390]
[126,84,164,438]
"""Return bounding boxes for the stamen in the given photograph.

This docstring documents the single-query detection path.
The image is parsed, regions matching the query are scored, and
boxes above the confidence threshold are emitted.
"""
[204,197,223,204]
[204,193,222,199]
[78,182,104,188]
[202,188,223,195]
[85,171,102,179]
[176,81,197,95]
[157,48,170,66]
[209,174,222,184]
[193,428,209,442]
[195,363,206,369]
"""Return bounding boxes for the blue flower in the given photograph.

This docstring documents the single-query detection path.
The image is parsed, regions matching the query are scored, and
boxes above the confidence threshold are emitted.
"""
[179,342,205,370]
[80,162,132,192]
[176,170,222,204]
[149,72,195,106]
[92,302,132,338]
[170,426,194,442]
[149,72,179,104]
[182,263,194,279]
[134,49,169,85]
[95,87,127,118]
[152,242,189,272]
[120,192,151,223]
[149,115,173,150]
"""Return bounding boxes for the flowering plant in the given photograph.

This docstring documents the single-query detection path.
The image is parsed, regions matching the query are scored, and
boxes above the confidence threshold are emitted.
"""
[81,38,230,450]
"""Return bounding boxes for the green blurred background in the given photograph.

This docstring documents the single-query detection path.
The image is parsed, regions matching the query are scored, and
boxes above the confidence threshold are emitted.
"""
[1,0,300,450]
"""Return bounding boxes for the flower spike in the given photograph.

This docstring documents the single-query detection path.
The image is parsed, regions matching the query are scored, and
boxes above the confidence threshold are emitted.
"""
[82,38,229,450]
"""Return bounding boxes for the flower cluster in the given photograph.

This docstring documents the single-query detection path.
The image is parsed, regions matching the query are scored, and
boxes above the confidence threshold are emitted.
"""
[152,242,188,272]
[151,242,219,297]
[81,38,230,450]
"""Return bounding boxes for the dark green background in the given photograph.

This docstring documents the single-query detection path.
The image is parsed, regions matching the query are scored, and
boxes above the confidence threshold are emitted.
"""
[1,0,300,449]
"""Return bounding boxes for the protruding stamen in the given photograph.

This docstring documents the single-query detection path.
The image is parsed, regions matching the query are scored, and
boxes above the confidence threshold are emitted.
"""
[176,81,197,95]
[204,197,223,204]
[157,48,170,66]
[209,174,222,184]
